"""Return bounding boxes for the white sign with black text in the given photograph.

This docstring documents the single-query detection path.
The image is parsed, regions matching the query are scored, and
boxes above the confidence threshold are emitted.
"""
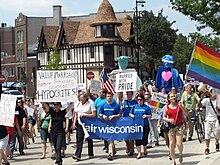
[115,72,137,92]
[37,70,78,102]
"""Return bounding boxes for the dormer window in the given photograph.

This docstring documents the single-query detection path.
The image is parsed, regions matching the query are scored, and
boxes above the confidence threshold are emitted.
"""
[101,25,115,37]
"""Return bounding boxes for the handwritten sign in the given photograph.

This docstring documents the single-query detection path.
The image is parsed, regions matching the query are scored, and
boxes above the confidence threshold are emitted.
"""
[90,80,101,94]
[27,107,35,117]
[0,94,17,127]
[115,72,137,92]
[149,92,168,114]
[77,83,86,92]
[37,70,78,102]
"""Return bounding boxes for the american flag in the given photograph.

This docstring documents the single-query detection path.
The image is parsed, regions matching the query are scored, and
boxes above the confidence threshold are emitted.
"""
[100,68,115,94]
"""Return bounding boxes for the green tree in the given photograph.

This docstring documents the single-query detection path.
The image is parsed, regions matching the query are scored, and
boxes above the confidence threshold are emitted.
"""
[189,32,220,51]
[46,48,66,70]
[170,0,220,34]
[172,34,193,75]
[139,10,177,78]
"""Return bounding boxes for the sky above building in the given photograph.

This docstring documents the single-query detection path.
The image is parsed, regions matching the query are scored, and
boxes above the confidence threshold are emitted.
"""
[0,0,211,36]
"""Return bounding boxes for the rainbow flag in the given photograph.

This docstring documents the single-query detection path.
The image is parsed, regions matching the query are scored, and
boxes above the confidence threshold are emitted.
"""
[187,41,220,89]
[149,100,165,109]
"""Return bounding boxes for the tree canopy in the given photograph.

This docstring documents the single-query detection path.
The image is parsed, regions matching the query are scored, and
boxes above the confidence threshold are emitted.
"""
[170,0,220,34]
[139,10,177,78]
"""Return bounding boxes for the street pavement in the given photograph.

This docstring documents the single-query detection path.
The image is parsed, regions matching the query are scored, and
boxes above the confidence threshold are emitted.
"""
[9,131,220,165]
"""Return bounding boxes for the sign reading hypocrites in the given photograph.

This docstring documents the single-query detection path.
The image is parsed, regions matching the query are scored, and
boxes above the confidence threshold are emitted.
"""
[115,72,137,92]
[37,70,78,102]
[0,94,17,127]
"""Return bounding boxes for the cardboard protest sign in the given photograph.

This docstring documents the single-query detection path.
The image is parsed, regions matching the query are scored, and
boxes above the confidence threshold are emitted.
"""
[37,70,78,102]
[115,72,137,92]
[0,94,17,127]
[90,80,101,94]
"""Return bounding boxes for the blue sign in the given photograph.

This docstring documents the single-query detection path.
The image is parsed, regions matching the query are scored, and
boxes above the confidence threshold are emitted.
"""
[80,117,144,140]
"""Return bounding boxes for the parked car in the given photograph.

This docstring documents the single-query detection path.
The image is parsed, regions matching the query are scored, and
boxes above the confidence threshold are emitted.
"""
[3,90,24,99]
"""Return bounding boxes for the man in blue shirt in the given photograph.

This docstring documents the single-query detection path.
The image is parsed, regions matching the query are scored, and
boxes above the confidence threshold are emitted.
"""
[121,91,137,156]
[100,92,122,161]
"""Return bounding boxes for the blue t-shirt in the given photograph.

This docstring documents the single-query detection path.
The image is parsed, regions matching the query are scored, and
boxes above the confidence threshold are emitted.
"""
[130,104,152,126]
[94,97,107,118]
[122,99,138,117]
[100,102,121,117]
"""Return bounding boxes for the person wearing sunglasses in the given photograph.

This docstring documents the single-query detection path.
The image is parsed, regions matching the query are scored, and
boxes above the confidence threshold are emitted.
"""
[72,92,96,161]
[129,94,152,159]
[42,101,73,165]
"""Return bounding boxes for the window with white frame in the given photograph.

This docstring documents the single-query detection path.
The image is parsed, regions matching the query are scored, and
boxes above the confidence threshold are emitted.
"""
[90,46,95,59]
[17,31,24,43]
[17,49,24,61]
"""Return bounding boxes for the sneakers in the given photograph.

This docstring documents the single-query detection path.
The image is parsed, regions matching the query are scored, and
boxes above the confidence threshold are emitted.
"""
[204,148,210,155]
[19,152,25,155]
[72,155,81,161]
[108,155,113,161]
[216,143,219,152]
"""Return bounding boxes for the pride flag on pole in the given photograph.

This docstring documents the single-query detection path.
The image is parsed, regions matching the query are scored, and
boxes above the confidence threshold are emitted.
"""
[187,41,220,89]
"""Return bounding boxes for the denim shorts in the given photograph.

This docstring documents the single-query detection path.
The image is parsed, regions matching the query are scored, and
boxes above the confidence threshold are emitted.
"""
[0,135,9,150]
[40,128,51,143]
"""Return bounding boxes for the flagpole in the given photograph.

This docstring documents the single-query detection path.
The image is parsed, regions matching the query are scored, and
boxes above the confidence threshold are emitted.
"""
[185,38,197,79]
[99,67,105,80]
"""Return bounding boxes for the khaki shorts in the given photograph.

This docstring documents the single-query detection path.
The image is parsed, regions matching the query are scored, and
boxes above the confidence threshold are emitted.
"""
[168,125,183,136]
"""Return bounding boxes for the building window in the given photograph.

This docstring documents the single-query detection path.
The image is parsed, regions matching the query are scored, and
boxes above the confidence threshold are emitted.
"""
[67,49,71,60]
[17,67,25,81]
[47,51,50,61]
[90,46,94,59]
[125,47,128,56]
[17,31,24,43]
[10,67,15,77]
[119,46,122,56]
[17,49,24,61]
[101,25,115,37]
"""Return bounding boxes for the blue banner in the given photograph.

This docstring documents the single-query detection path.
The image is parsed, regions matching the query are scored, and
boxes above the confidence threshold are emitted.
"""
[80,117,144,140]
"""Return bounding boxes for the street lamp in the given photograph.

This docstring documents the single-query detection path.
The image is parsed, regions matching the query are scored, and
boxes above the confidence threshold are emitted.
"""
[134,0,146,77]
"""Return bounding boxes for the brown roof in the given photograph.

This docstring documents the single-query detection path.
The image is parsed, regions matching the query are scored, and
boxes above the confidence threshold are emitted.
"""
[118,18,132,42]
[90,0,122,27]
[63,21,80,44]
[41,18,132,47]
[42,26,59,48]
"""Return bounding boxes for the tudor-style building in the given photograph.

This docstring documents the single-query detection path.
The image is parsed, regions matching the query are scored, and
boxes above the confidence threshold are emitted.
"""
[37,0,136,84]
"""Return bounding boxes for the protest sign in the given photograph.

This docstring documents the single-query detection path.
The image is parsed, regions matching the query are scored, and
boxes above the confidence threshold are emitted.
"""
[0,94,17,127]
[115,72,137,92]
[26,107,35,117]
[37,70,78,102]
[90,80,101,94]
[80,117,144,140]
[77,83,86,92]
[149,92,168,114]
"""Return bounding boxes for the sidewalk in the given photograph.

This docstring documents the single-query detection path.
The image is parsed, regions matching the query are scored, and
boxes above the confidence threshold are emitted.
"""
[9,133,220,165]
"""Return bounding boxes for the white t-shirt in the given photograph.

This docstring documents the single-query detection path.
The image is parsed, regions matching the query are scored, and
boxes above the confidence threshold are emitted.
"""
[201,97,220,121]
[75,99,96,114]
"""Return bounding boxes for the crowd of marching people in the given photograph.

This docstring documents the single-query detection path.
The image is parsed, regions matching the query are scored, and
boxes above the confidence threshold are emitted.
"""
[1,80,220,165]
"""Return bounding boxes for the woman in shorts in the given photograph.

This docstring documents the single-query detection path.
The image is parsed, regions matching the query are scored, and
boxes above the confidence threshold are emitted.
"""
[163,93,188,165]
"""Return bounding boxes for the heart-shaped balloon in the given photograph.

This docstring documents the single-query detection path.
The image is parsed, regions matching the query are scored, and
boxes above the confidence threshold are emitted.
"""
[162,71,172,81]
